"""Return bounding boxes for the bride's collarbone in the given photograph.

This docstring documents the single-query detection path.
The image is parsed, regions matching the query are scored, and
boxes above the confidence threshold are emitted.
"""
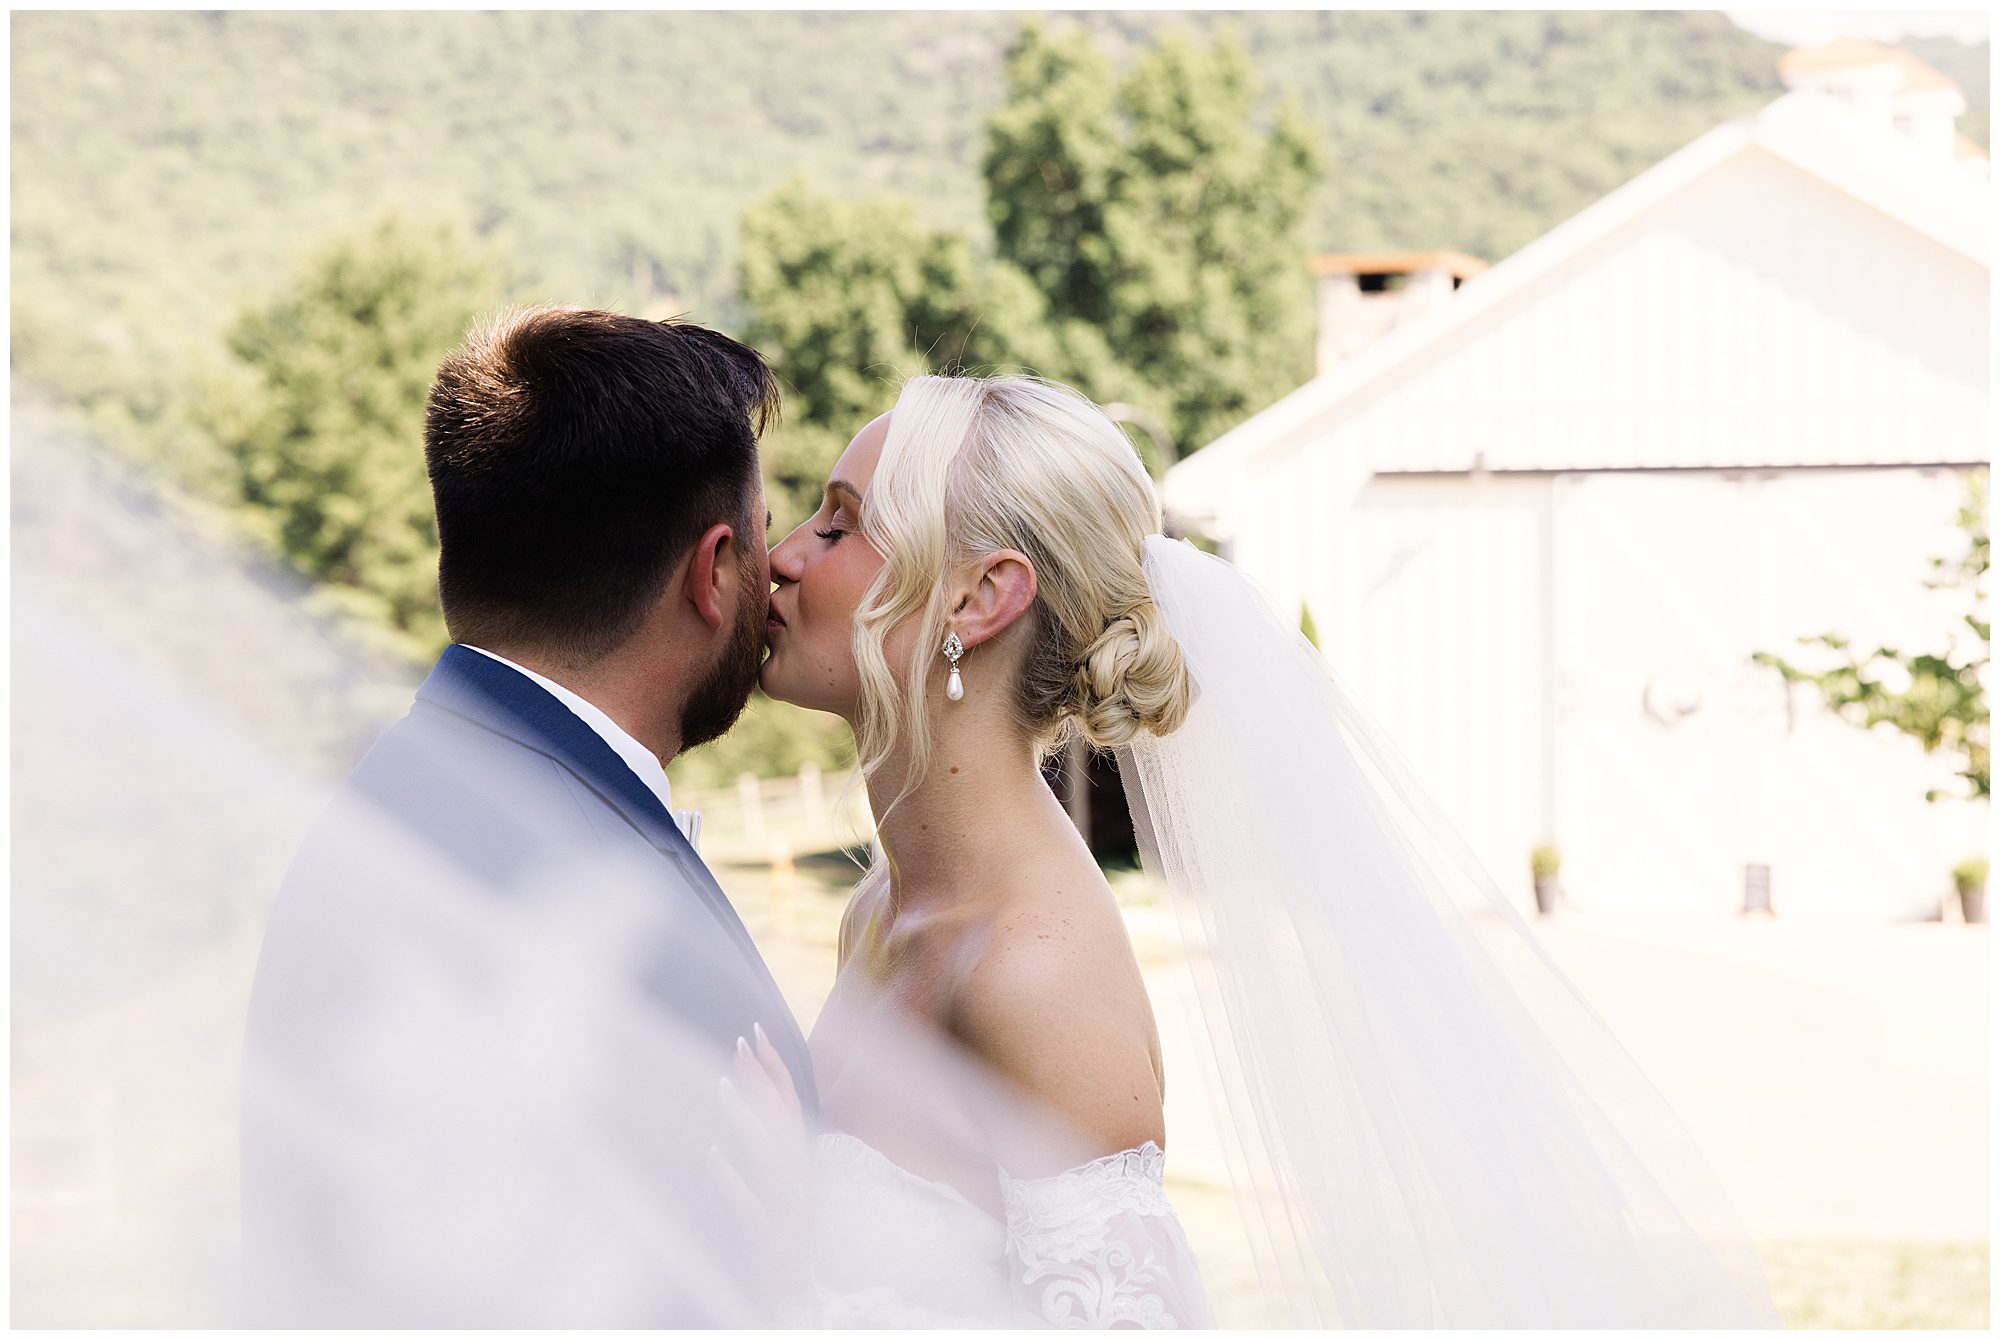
[883,884,1161,1084]
[834,856,1158,1021]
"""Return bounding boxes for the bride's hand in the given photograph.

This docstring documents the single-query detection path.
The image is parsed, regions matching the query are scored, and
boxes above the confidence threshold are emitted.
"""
[706,1023,814,1316]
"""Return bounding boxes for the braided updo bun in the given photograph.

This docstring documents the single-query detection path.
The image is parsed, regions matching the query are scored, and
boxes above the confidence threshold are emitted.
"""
[1067,599,1193,749]
[850,373,1195,799]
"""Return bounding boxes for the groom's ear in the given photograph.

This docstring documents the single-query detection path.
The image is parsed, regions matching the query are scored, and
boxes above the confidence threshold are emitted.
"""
[682,521,737,632]
[953,550,1037,651]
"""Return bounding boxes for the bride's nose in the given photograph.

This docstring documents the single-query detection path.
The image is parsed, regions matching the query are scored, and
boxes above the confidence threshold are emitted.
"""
[767,525,806,585]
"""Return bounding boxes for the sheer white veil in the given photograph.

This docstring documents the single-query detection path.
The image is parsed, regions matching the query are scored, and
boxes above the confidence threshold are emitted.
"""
[1118,534,1782,1327]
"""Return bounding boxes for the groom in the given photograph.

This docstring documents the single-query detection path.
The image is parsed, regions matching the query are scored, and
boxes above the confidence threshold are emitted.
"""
[241,306,813,1326]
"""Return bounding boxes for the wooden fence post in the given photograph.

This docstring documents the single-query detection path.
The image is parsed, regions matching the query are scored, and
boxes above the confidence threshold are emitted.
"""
[737,772,766,856]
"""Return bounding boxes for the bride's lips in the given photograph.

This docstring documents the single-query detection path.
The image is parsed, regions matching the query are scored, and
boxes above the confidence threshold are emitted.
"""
[766,604,786,635]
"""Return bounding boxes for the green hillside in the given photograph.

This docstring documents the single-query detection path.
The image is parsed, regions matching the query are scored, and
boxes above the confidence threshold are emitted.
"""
[11,10,1986,786]
[1904,35,1991,146]
[10,10,1986,453]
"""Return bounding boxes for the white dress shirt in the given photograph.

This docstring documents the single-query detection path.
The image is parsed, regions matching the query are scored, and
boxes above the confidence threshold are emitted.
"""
[464,645,701,851]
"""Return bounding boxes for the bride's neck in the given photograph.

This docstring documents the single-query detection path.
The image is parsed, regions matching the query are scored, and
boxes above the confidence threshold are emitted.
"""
[863,712,1077,909]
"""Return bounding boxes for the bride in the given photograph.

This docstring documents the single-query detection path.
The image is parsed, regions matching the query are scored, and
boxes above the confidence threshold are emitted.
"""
[736,371,1781,1328]
[752,378,1212,1327]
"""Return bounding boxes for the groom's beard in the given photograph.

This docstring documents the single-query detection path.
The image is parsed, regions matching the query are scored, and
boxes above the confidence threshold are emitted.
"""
[677,552,767,752]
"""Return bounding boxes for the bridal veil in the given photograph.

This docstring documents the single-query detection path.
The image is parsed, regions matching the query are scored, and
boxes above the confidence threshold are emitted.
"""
[1118,533,1781,1327]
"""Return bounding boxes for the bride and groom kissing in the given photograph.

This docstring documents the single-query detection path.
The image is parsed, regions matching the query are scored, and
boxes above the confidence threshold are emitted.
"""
[242,304,1208,1326]
[241,306,1781,1328]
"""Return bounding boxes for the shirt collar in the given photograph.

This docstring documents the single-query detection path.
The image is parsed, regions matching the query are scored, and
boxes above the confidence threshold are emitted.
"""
[462,644,675,819]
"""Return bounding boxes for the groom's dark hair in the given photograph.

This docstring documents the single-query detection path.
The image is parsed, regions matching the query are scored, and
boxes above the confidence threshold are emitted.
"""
[424,305,780,660]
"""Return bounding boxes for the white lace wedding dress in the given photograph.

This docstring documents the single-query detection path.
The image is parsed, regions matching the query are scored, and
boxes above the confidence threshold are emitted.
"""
[808,1129,1214,1328]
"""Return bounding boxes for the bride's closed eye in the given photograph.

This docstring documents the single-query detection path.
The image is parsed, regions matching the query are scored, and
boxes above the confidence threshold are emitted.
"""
[813,479,864,548]
[815,500,857,546]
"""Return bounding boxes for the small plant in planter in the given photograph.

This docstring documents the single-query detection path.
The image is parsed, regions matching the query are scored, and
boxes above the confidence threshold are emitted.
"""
[1953,857,1987,924]
[1530,844,1562,916]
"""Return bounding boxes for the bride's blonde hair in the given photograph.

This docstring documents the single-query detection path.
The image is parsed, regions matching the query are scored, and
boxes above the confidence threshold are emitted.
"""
[852,373,1193,818]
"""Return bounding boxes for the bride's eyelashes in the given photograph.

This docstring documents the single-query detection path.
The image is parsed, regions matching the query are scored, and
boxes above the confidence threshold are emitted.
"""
[815,504,856,545]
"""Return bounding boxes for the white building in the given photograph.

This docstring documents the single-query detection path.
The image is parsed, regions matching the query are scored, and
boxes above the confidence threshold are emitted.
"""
[1162,42,1990,924]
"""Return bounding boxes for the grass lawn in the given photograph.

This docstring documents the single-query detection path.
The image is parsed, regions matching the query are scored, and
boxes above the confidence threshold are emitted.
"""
[1758,1238,1989,1329]
[1159,1176,1991,1328]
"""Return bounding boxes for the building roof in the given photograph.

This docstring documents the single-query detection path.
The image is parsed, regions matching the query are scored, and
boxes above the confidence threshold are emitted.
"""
[1309,250,1491,281]
[1164,87,1990,499]
[1777,37,1960,96]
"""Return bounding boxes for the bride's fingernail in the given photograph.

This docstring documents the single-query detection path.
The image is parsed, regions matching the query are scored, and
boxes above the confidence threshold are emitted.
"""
[736,1036,753,1063]
[753,1022,769,1050]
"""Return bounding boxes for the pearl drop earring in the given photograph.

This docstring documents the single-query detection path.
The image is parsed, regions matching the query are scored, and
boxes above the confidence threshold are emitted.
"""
[942,631,965,701]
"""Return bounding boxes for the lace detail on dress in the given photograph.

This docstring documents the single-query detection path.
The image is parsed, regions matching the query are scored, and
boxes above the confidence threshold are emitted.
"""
[804,1130,1212,1328]
[1001,1142,1174,1261]
[999,1142,1211,1329]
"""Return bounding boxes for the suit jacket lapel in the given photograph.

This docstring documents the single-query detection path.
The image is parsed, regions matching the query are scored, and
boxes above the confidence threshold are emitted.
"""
[413,645,793,1031]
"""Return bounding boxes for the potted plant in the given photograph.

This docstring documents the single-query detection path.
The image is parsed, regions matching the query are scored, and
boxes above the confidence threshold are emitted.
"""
[1530,844,1561,916]
[1953,857,1987,924]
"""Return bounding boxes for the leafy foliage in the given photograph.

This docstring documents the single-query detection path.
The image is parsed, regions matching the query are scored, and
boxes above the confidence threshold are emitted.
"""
[1530,844,1562,880]
[981,21,1125,328]
[1298,603,1322,650]
[739,170,1162,530]
[11,10,1987,784]
[744,16,1324,524]
[1752,469,1990,803]
[667,690,856,794]
[977,21,1324,452]
[20,9,1934,475]
[196,213,510,652]
[739,177,995,530]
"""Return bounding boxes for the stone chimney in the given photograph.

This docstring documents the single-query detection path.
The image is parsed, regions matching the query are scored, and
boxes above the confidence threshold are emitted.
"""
[1777,38,1972,170]
[1312,250,1488,378]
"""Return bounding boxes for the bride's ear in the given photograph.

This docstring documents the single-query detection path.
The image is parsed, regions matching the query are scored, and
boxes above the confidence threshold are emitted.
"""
[952,549,1037,651]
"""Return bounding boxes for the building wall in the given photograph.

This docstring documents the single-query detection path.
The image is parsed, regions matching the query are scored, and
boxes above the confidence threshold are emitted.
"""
[1316,472,1552,909]
[1553,465,1982,921]
[1180,105,1995,921]
[1282,464,1983,922]
[1191,132,1989,923]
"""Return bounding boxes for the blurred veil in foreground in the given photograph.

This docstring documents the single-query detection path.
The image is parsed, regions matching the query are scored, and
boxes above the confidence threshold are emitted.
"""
[13,403,766,1323]
[10,403,1173,1327]
[12,399,1777,1327]
[13,398,413,1324]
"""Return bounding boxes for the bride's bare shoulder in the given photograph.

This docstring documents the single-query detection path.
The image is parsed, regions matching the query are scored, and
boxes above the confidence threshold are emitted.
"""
[945,876,1165,1154]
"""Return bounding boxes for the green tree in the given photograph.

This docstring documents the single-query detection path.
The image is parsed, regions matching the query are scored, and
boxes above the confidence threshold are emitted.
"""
[198,212,509,653]
[740,176,981,530]
[1093,26,1324,451]
[743,20,1324,488]
[980,21,1324,452]
[740,175,987,436]
[738,173,1164,529]
[981,20,1124,329]
[1752,468,1990,802]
